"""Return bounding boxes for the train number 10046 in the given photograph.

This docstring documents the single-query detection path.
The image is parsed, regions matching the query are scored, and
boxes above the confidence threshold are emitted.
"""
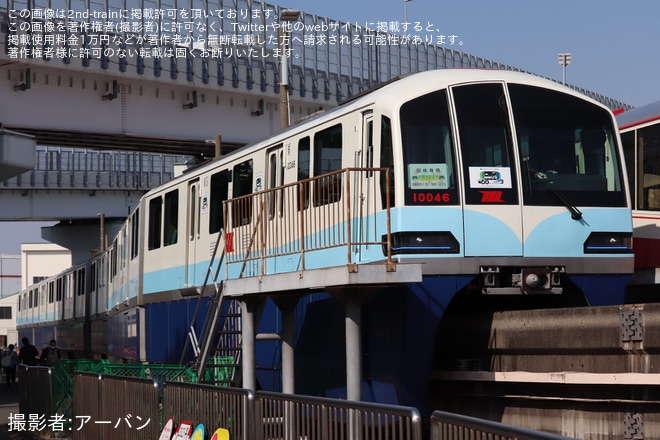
[412,192,451,203]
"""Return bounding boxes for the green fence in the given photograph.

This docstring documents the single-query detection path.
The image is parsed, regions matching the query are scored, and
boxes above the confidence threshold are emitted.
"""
[51,360,198,424]
[204,356,236,385]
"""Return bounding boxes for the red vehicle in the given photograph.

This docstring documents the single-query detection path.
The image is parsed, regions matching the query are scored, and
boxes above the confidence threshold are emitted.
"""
[618,101,660,299]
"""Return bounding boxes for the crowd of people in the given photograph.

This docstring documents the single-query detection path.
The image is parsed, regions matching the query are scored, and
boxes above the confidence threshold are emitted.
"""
[1,337,61,388]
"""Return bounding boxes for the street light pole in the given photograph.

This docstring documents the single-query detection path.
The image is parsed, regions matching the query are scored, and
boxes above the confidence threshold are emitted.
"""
[404,0,412,24]
[279,9,300,130]
[557,53,572,85]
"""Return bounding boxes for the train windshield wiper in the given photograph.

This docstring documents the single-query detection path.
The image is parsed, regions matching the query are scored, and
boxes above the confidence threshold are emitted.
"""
[530,169,583,220]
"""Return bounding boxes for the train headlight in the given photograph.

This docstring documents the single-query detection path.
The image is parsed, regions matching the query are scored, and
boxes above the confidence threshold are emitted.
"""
[384,231,460,255]
[583,232,633,254]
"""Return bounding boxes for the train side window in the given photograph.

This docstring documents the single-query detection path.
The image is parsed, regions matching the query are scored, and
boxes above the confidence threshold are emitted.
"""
[232,160,253,225]
[313,124,343,205]
[298,137,311,211]
[121,227,127,268]
[638,124,660,211]
[56,278,63,301]
[164,189,179,246]
[210,170,230,234]
[91,263,96,293]
[48,281,54,304]
[148,196,162,250]
[131,209,139,260]
[366,119,374,175]
[380,116,395,208]
[111,240,118,278]
[77,269,85,296]
[266,144,284,219]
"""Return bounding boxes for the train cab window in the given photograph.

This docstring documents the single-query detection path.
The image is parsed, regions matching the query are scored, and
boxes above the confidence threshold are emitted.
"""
[298,137,311,210]
[452,83,518,205]
[164,189,179,246]
[313,124,343,205]
[509,84,626,207]
[400,90,458,205]
[148,197,162,250]
[232,160,254,225]
[210,170,230,233]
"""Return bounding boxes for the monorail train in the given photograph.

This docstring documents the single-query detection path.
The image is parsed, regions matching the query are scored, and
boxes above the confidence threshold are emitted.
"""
[618,100,660,299]
[17,69,634,412]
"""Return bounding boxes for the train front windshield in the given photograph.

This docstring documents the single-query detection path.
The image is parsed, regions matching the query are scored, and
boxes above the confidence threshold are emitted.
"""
[510,84,626,207]
[400,83,626,208]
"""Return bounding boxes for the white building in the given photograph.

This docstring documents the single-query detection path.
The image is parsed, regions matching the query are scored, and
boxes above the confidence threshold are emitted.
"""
[21,243,72,290]
[0,244,71,348]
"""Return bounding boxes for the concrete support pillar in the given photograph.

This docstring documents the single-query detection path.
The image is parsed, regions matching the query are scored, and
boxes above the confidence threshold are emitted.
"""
[281,303,296,394]
[345,294,362,401]
[240,298,257,392]
[43,219,123,264]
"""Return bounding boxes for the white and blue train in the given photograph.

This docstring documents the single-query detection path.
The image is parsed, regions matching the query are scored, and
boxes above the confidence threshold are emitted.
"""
[17,69,634,411]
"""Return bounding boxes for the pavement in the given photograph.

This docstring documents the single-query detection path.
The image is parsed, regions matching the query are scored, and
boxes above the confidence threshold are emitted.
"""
[0,383,27,439]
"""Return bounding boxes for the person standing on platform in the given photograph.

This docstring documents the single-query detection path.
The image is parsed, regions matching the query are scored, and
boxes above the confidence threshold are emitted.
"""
[40,339,61,367]
[18,337,39,367]
[1,344,19,388]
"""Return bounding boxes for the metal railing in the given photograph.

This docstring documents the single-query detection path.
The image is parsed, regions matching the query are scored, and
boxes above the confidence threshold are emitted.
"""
[14,366,571,440]
[163,381,254,439]
[72,372,161,440]
[256,390,422,440]
[17,364,53,425]
[430,410,572,440]
[72,373,420,440]
[0,146,194,190]
[224,167,391,278]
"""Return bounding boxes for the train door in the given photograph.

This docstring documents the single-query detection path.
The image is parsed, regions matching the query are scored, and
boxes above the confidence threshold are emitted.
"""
[451,83,523,257]
[186,178,201,287]
[266,145,284,270]
[353,111,374,262]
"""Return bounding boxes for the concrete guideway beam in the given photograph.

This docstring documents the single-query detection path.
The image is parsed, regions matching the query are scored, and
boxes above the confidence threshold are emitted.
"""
[0,128,35,181]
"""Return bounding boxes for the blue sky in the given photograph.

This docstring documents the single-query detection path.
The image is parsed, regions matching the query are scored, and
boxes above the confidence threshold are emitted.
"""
[280,0,658,108]
[1,0,658,254]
